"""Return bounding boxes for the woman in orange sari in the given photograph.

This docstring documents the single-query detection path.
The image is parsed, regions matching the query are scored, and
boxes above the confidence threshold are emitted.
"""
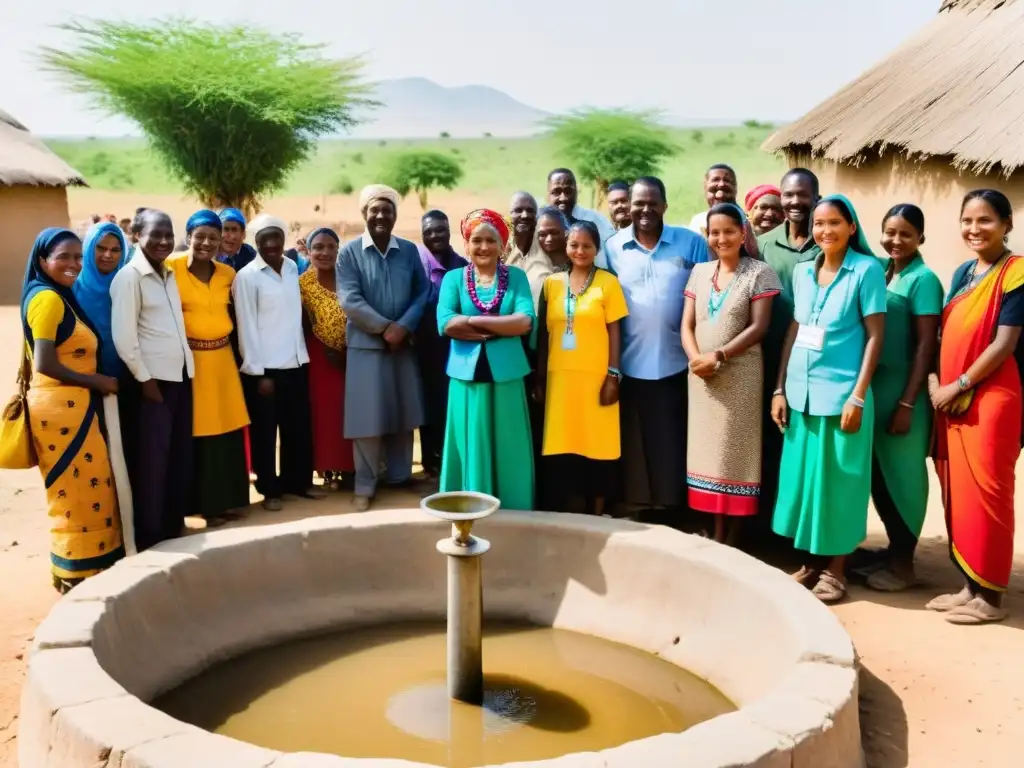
[928,189,1024,625]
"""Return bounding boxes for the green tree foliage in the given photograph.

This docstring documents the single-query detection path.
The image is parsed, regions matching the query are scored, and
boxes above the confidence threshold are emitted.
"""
[380,150,464,209]
[546,109,677,205]
[40,18,374,215]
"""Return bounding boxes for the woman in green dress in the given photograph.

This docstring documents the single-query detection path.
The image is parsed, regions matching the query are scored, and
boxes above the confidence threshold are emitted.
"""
[771,195,887,603]
[865,205,944,592]
[438,209,536,509]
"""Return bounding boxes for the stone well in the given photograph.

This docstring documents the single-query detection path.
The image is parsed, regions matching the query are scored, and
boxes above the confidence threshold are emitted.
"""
[19,510,863,768]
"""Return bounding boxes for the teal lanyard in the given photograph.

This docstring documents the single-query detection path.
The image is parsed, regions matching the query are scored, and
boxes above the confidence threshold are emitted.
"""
[564,268,595,335]
[808,269,843,326]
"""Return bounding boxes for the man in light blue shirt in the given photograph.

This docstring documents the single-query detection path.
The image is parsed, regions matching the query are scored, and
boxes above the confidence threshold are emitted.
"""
[600,177,709,515]
[547,168,617,243]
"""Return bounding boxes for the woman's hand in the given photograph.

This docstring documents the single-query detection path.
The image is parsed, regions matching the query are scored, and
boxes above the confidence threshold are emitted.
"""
[840,402,863,433]
[599,375,620,406]
[887,405,913,436]
[92,375,119,396]
[931,382,963,413]
[927,373,940,398]
[771,393,788,430]
[690,353,718,379]
[325,348,346,371]
[445,316,493,342]
[533,377,546,406]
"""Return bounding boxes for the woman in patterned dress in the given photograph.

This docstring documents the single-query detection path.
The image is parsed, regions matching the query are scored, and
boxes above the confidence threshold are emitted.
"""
[682,203,781,546]
[299,227,355,486]
[21,228,125,591]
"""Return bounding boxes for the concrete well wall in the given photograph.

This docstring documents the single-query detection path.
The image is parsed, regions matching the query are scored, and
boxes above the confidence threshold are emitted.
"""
[19,510,862,768]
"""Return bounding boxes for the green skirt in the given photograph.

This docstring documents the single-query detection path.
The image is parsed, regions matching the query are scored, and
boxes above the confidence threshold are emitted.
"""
[871,368,931,537]
[440,378,535,510]
[772,395,874,556]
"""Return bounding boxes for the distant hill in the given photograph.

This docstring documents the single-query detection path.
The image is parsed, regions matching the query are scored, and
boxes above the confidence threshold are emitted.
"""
[347,77,549,139]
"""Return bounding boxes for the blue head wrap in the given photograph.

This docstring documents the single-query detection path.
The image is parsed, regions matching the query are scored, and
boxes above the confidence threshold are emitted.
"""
[219,208,246,228]
[73,222,129,377]
[21,227,101,350]
[818,194,875,256]
[306,227,340,247]
[186,209,223,235]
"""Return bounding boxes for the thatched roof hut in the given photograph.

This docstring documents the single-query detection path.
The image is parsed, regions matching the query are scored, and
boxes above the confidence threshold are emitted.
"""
[763,0,1024,282]
[0,110,83,303]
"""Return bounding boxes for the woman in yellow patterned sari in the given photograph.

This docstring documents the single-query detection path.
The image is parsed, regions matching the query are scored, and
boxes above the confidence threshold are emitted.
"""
[21,228,124,592]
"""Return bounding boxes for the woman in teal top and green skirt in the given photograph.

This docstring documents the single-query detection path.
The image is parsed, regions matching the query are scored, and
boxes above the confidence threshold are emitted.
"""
[771,195,887,603]
[863,205,943,592]
[438,209,536,509]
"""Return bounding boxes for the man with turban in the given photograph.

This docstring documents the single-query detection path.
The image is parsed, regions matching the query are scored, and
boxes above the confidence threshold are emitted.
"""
[233,214,323,510]
[337,185,429,510]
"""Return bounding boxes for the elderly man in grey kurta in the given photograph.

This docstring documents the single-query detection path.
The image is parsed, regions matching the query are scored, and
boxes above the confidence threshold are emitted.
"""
[338,185,429,510]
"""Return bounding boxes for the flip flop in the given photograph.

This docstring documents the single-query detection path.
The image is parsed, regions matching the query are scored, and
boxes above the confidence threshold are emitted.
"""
[925,588,972,612]
[812,571,847,604]
[866,568,917,593]
[944,597,1008,625]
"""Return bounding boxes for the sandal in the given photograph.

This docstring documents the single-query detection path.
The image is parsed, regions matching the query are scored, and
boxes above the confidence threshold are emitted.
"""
[866,568,917,593]
[944,596,1008,625]
[811,571,847,604]
[925,587,972,612]
[792,566,820,589]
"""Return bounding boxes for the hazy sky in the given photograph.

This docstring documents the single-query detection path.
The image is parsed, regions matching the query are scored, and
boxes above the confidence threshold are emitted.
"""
[6,0,941,137]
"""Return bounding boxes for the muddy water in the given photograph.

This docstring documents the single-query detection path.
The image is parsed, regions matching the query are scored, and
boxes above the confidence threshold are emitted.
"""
[156,622,735,767]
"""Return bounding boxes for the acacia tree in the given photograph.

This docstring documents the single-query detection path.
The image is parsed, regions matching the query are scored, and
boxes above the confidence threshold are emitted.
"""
[41,19,374,215]
[380,150,463,210]
[546,109,678,207]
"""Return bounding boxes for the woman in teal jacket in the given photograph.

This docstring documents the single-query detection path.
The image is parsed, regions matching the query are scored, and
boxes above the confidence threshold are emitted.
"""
[438,209,536,509]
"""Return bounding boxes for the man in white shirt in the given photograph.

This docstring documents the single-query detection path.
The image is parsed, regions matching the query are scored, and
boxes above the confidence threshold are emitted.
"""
[233,215,324,511]
[110,209,194,550]
[546,168,616,243]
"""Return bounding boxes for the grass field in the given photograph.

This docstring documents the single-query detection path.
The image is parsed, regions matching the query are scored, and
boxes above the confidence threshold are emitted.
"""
[46,126,787,223]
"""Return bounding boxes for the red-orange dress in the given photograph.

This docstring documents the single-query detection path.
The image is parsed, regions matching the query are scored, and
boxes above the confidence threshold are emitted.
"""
[935,254,1024,592]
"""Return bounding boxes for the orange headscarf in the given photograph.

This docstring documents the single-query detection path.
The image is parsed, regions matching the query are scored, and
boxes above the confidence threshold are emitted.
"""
[461,209,510,248]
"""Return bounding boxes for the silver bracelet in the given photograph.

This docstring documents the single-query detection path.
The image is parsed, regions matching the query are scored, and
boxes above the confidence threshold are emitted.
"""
[848,395,865,408]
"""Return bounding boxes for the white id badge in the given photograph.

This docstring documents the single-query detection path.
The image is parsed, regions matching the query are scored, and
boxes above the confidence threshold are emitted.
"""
[561,332,577,351]
[795,324,825,351]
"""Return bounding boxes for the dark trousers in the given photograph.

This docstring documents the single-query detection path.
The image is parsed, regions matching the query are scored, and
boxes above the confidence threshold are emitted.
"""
[620,372,688,509]
[134,376,193,551]
[243,367,314,499]
[870,455,919,558]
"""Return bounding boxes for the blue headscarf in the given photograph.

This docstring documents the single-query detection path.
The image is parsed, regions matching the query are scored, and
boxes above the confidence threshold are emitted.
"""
[22,227,101,349]
[219,208,246,228]
[186,209,223,235]
[73,222,129,376]
[818,194,876,257]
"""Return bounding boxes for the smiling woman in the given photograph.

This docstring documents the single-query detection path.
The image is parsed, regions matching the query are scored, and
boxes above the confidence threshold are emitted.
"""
[21,228,125,592]
[167,210,251,525]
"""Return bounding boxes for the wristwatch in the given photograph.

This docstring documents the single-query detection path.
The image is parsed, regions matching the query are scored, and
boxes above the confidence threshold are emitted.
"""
[957,373,972,391]
[607,366,623,382]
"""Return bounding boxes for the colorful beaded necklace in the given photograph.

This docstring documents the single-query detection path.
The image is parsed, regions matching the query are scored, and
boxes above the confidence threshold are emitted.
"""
[466,263,510,314]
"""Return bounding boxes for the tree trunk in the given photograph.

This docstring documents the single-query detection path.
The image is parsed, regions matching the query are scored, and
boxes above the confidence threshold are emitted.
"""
[417,187,429,210]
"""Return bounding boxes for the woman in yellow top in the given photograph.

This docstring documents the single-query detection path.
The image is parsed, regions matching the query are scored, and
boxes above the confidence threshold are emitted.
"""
[167,210,250,523]
[21,228,124,592]
[536,220,629,514]
[299,227,355,485]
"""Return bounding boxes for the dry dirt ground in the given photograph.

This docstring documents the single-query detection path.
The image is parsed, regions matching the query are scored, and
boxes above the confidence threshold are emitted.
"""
[4,196,1024,765]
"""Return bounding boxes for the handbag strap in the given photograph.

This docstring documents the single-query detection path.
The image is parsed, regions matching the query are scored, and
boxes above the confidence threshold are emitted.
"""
[16,342,31,398]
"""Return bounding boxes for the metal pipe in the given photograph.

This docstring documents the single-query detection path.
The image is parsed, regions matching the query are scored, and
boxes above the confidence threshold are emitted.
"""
[447,552,483,703]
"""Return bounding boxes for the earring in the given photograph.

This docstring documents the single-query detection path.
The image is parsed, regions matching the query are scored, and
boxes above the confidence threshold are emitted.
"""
[1004,235,1010,245]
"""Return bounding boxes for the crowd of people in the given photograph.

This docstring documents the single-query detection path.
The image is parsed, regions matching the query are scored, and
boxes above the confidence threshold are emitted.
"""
[11,162,1022,627]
